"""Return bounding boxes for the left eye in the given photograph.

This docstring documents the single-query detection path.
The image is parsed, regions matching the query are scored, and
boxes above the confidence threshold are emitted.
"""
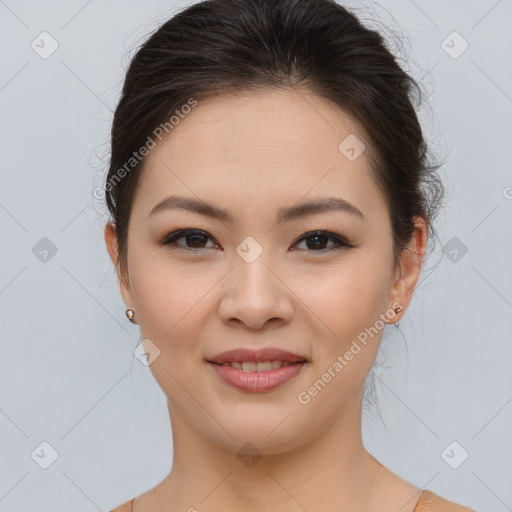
[292,231,350,252]
[159,229,351,252]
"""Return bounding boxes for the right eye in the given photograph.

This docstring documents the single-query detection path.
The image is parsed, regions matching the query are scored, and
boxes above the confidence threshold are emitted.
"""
[158,229,220,251]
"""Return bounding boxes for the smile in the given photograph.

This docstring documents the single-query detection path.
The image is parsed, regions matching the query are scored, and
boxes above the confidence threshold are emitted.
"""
[207,361,307,392]
[214,360,301,371]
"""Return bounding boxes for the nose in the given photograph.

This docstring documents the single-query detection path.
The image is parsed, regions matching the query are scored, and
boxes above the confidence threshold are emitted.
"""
[218,252,294,330]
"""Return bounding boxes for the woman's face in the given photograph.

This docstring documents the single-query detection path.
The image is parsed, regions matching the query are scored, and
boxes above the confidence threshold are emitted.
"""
[106,88,424,454]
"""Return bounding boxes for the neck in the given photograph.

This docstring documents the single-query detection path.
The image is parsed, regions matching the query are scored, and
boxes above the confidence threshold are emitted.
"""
[156,387,385,512]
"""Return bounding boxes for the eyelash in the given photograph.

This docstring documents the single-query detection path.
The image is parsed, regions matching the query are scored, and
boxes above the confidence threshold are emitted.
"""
[158,229,354,253]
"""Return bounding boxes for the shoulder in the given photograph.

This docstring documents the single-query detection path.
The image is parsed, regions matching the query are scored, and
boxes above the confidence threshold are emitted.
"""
[415,490,477,512]
[109,498,134,512]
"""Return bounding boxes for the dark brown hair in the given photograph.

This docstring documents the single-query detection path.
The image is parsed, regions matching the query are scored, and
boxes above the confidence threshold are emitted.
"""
[104,0,444,280]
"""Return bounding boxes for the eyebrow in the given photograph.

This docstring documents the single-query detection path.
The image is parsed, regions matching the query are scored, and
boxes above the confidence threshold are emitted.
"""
[148,195,366,223]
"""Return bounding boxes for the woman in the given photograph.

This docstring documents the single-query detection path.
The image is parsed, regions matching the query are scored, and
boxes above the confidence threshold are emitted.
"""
[104,0,476,510]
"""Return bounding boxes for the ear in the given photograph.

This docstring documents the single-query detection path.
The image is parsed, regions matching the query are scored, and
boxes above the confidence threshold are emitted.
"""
[104,222,133,309]
[386,217,427,322]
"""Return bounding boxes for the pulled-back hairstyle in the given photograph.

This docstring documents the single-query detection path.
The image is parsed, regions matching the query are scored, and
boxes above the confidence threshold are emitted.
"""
[104,0,444,281]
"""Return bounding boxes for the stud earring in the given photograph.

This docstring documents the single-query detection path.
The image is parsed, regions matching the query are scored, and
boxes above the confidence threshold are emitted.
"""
[393,304,403,328]
[125,309,136,324]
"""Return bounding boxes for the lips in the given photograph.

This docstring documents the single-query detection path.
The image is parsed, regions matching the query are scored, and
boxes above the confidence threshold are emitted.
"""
[208,360,306,392]
[207,347,308,365]
[206,347,309,392]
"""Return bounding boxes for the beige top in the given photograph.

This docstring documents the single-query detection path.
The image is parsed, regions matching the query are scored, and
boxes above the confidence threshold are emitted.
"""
[110,489,476,511]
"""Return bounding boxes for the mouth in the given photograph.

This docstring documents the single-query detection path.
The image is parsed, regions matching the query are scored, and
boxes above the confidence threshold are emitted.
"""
[206,360,307,392]
[207,360,307,372]
[207,347,308,367]
[206,347,309,392]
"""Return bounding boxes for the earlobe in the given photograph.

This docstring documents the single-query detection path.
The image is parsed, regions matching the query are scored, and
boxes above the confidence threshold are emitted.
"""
[387,217,427,320]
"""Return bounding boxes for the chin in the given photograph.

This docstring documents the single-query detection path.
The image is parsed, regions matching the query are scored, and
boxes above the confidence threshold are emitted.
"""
[198,409,314,457]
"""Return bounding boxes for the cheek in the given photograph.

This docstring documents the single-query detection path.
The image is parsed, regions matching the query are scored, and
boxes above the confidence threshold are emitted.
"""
[129,258,215,396]
[130,251,217,338]
[290,256,392,401]
[293,264,391,410]
[294,255,391,339]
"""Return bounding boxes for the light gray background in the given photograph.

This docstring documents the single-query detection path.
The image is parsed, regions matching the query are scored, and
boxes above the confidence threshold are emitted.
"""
[0,1,511,511]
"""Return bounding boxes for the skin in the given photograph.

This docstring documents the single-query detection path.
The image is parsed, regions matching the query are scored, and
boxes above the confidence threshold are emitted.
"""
[105,87,427,512]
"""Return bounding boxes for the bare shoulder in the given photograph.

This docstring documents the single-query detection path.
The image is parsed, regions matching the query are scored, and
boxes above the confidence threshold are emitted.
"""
[109,498,134,512]
[415,490,476,512]
[366,460,476,512]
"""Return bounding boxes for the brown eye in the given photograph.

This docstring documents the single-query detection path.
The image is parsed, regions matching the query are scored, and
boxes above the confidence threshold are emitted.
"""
[292,231,351,252]
[158,229,352,253]
[159,229,218,250]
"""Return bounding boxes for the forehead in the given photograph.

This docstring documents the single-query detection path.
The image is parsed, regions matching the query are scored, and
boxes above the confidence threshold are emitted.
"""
[132,88,387,224]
